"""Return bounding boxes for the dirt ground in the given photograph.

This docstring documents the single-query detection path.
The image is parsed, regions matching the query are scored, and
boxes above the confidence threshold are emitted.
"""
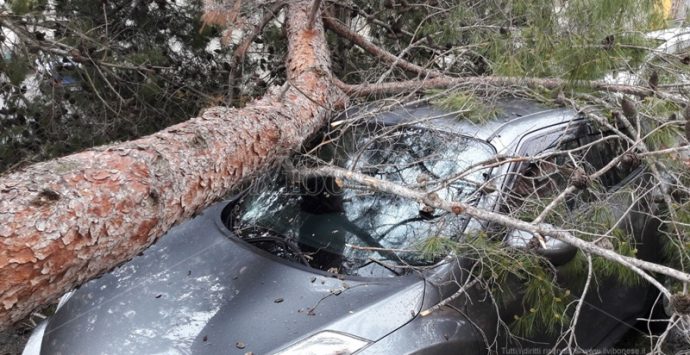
[0,305,56,355]
[0,326,30,355]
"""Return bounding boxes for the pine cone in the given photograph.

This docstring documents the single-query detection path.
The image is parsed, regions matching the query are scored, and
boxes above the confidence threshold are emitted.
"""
[602,34,615,50]
[621,97,637,120]
[619,152,640,170]
[570,168,590,190]
[527,236,542,250]
[649,70,659,90]
[671,293,690,315]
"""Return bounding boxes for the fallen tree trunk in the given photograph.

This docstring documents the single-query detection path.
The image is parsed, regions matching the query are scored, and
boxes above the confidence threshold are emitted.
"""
[0,0,344,329]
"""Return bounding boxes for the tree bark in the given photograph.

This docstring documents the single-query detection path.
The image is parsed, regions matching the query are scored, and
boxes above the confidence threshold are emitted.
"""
[0,1,344,329]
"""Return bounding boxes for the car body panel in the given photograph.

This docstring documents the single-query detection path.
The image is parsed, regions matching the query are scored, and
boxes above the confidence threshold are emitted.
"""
[358,307,484,355]
[39,202,424,355]
[605,27,690,86]
[371,99,577,152]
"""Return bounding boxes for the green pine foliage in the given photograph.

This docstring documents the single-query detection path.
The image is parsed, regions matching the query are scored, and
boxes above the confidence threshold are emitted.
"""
[345,0,662,81]
[0,0,241,171]
[3,0,689,345]
[416,233,573,336]
[417,235,457,261]
[7,0,47,15]
[645,124,684,150]
[415,181,653,336]
[429,90,500,124]
[2,55,31,85]
[662,204,690,278]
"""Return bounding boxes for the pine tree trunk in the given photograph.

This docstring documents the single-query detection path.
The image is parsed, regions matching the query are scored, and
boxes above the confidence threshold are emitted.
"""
[0,0,343,329]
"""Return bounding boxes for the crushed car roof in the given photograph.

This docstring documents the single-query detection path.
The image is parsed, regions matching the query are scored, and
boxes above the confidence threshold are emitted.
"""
[347,99,579,152]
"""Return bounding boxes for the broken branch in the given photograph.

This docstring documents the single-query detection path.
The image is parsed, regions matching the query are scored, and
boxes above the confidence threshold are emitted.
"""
[295,165,683,293]
[308,0,322,30]
[323,16,444,78]
[335,76,671,99]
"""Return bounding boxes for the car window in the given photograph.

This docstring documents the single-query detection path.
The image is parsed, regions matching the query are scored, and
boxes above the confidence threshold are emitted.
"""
[579,132,637,188]
[229,125,496,275]
[505,130,580,212]
[506,127,637,217]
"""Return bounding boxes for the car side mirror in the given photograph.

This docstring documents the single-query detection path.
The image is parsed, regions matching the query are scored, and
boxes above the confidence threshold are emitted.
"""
[505,228,577,266]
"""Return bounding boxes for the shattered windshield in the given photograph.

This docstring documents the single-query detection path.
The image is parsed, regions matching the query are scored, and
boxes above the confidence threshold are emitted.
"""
[228,124,496,275]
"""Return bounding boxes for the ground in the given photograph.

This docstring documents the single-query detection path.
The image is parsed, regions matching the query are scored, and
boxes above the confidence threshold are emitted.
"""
[0,304,56,355]
[0,324,30,355]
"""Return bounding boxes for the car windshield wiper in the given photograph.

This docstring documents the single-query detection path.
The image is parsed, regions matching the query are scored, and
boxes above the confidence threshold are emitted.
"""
[352,230,400,262]
[237,225,311,266]
[336,218,401,262]
[365,258,402,276]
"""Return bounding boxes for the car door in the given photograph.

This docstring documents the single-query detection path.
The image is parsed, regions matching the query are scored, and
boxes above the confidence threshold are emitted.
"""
[562,130,662,348]
[497,122,660,349]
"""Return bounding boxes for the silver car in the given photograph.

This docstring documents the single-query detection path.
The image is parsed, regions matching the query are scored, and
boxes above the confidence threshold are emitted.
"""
[24,99,662,354]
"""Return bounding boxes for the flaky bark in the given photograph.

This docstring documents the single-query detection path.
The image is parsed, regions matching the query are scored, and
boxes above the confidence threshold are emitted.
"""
[0,1,344,329]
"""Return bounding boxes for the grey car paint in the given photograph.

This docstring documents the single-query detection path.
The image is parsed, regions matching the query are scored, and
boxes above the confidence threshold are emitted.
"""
[360,307,484,355]
[38,201,426,354]
[28,100,662,354]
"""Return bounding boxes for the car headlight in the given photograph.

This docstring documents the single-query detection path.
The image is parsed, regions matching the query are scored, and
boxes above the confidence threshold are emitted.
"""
[274,331,370,355]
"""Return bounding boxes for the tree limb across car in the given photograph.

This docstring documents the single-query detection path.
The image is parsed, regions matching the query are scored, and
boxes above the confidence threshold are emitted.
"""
[292,164,680,298]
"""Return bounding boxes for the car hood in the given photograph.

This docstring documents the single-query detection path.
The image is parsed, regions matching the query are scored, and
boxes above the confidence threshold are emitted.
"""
[38,201,425,355]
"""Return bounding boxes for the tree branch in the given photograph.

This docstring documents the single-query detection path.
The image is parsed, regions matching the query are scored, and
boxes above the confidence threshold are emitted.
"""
[323,16,444,78]
[227,1,286,104]
[335,76,687,104]
[324,12,686,107]
[295,165,685,290]
[308,0,322,30]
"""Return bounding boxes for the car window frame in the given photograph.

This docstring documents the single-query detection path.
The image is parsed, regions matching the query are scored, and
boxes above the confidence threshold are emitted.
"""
[576,131,646,192]
[498,119,589,195]
[497,120,647,216]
